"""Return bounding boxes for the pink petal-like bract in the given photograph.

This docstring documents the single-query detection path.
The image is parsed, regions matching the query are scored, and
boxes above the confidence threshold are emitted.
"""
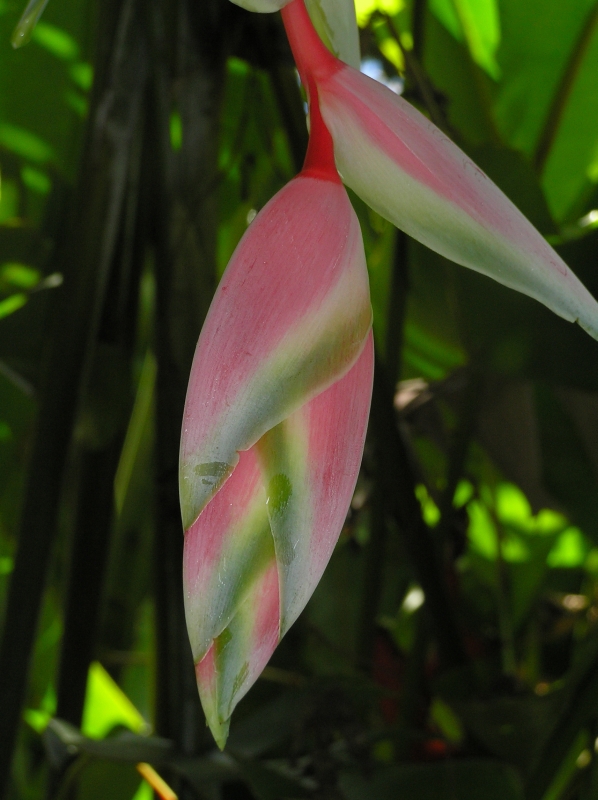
[180,67,373,746]
[184,336,373,746]
[281,0,598,340]
[179,169,371,531]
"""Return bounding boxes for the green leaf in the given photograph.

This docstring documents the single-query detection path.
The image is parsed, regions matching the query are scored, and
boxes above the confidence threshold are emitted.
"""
[0,293,27,319]
[430,0,501,79]
[82,662,148,739]
[540,8,598,221]
[0,122,54,163]
[494,0,595,157]
[32,20,79,60]
[0,261,40,289]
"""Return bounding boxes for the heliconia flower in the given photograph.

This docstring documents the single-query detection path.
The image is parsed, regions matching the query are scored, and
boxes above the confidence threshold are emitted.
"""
[281,0,598,341]
[180,94,373,746]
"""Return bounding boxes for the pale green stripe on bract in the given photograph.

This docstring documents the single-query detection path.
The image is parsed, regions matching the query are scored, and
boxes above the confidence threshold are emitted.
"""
[179,247,372,530]
[256,409,311,634]
[211,593,261,721]
[197,558,277,743]
[185,489,274,662]
[321,90,598,341]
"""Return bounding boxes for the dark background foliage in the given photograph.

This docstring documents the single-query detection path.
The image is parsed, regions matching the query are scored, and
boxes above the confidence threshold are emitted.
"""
[1,0,598,798]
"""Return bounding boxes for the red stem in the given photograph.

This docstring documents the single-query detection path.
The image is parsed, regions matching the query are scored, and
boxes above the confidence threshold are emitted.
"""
[281,0,341,182]
[281,0,338,83]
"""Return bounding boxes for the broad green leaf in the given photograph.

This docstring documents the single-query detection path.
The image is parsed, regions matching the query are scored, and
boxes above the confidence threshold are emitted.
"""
[429,0,501,79]
[541,14,598,221]
[494,0,595,157]
[82,662,147,739]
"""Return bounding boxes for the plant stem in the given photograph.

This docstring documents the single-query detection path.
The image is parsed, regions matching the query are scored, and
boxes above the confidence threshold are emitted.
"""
[149,0,225,783]
[281,0,338,86]
[281,0,340,182]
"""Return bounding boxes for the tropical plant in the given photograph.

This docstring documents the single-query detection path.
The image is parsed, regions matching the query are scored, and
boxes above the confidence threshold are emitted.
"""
[1,0,598,798]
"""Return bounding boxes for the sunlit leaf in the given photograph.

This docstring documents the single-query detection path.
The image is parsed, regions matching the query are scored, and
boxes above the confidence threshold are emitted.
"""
[0,122,54,163]
[31,20,79,60]
[0,294,27,319]
[0,262,40,289]
[82,662,147,739]
[430,0,501,79]
[131,783,153,800]
[415,483,440,526]
[354,0,404,28]
[547,527,587,568]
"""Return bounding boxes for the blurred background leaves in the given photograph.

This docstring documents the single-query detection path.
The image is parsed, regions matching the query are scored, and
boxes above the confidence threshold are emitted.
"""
[1,0,598,798]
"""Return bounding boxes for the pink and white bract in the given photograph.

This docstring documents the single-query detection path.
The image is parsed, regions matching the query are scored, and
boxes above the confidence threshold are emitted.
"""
[180,90,373,747]
[282,0,598,340]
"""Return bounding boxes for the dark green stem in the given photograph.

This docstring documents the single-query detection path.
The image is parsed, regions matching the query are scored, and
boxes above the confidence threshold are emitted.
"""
[411,0,426,62]
[149,0,225,781]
